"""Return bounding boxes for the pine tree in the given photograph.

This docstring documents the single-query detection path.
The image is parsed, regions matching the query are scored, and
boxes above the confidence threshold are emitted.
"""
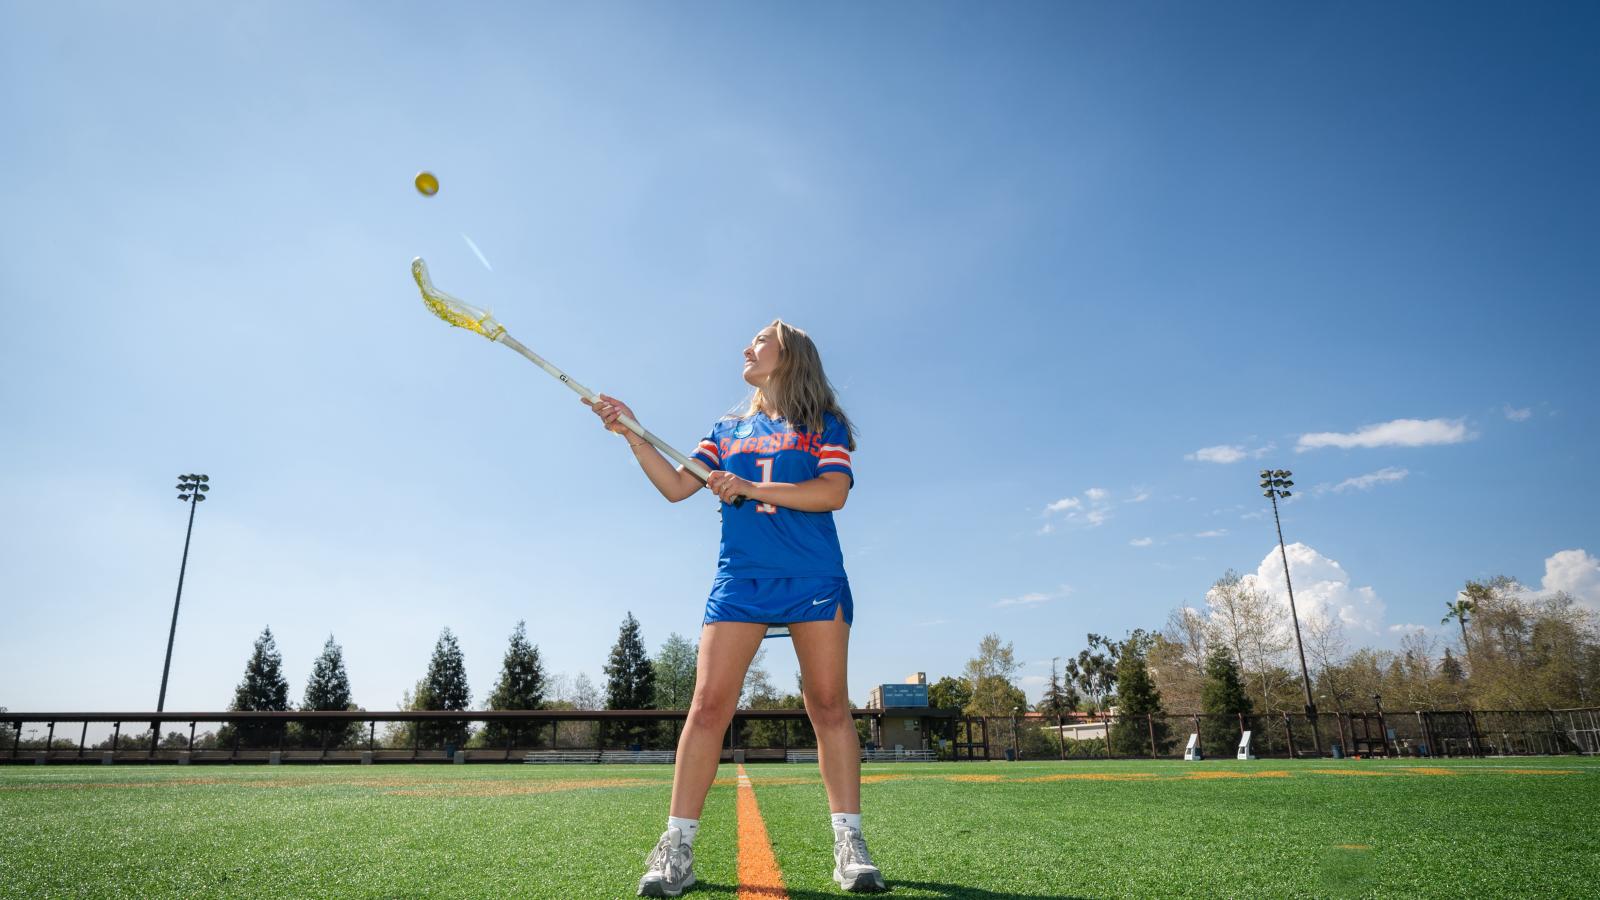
[224,627,291,747]
[603,612,656,748]
[1036,660,1080,714]
[1200,647,1253,757]
[1440,648,1465,684]
[416,629,471,750]
[1109,641,1171,756]
[301,634,359,748]
[483,621,546,749]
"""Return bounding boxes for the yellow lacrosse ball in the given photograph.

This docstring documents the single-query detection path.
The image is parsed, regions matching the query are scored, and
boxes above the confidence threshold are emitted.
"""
[414,171,439,196]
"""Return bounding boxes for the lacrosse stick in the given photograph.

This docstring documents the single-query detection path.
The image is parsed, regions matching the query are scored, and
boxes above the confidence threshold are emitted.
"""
[412,258,743,504]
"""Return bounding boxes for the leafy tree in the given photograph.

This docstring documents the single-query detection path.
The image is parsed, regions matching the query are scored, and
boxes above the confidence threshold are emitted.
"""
[1155,606,1211,712]
[1207,571,1294,713]
[1066,634,1120,713]
[157,730,192,749]
[572,673,601,710]
[1200,647,1252,757]
[1109,639,1171,757]
[962,634,1022,715]
[379,679,426,748]
[220,627,291,748]
[603,612,656,747]
[1018,722,1059,759]
[740,647,776,707]
[652,633,698,709]
[482,621,547,749]
[416,629,471,750]
[928,675,972,712]
[963,634,1028,757]
[741,657,801,749]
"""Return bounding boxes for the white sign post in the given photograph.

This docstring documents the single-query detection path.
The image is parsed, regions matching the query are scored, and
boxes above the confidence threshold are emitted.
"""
[1236,730,1256,760]
[1184,733,1202,761]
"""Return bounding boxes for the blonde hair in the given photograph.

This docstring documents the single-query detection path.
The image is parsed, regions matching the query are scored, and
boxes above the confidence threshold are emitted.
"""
[739,319,856,450]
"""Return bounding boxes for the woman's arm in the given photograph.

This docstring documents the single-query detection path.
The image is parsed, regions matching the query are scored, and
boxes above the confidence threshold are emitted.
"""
[584,394,705,503]
[706,470,850,512]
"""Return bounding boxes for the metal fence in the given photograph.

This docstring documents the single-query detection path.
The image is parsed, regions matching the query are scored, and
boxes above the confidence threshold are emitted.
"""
[0,709,908,764]
[6,706,1595,764]
[951,707,1600,761]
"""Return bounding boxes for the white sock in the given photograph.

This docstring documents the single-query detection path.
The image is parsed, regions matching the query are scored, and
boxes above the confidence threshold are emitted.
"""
[831,812,862,832]
[667,816,699,846]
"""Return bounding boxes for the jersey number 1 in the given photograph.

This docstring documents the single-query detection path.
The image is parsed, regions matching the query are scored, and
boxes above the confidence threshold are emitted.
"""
[754,459,777,514]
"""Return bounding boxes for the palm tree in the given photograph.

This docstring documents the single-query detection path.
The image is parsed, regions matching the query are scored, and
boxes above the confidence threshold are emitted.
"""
[1441,596,1476,657]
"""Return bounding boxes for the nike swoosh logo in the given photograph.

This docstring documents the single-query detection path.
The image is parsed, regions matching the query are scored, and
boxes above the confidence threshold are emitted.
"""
[812,597,832,606]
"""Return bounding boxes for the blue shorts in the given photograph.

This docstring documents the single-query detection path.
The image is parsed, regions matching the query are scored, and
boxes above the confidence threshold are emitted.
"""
[704,575,854,634]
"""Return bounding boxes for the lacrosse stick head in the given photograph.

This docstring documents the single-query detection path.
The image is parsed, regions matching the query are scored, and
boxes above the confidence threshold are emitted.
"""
[412,257,506,342]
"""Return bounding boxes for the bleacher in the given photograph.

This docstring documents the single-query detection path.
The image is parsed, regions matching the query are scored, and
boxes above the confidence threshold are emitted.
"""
[862,748,935,762]
[522,749,676,764]
[786,748,935,763]
[600,750,676,764]
[522,750,601,764]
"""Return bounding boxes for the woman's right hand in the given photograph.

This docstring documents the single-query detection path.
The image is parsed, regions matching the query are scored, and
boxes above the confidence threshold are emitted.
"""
[583,393,637,438]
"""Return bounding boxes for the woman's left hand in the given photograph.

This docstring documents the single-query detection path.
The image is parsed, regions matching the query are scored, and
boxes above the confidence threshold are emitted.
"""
[706,471,755,505]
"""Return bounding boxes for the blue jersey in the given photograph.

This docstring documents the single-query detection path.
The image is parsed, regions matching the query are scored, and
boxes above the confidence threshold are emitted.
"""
[691,411,854,579]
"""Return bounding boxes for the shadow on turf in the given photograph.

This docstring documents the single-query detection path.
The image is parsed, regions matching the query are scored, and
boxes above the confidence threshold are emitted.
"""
[687,881,1087,899]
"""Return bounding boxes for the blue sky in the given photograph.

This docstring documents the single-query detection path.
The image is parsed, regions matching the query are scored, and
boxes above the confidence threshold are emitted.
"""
[3,3,1597,717]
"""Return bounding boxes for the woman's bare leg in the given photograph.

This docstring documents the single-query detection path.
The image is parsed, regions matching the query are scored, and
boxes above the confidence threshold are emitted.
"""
[789,607,859,813]
[668,621,767,819]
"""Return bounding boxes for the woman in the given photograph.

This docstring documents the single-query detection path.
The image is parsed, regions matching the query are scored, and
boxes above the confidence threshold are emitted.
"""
[585,320,885,896]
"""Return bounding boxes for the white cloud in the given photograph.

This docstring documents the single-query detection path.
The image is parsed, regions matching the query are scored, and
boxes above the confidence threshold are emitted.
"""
[996,592,1051,607]
[1127,491,1151,503]
[1129,537,1154,547]
[1387,623,1428,634]
[1503,404,1532,422]
[916,618,949,627]
[1326,467,1410,494]
[1188,443,1274,463]
[1187,445,1245,463]
[1036,522,1055,536]
[1195,529,1227,538]
[1542,549,1600,609]
[1243,542,1387,633]
[994,586,1072,608]
[1296,418,1471,452]
[1039,489,1112,532]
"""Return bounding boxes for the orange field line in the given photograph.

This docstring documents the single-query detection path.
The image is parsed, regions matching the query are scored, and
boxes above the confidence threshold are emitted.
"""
[735,764,789,900]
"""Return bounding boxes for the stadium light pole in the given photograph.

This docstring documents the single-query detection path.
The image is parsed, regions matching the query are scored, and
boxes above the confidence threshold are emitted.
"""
[157,474,211,715]
[1260,469,1322,756]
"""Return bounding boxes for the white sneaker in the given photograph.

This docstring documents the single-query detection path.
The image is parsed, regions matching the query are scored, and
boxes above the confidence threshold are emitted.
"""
[832,826,887,892]
[637,827,696,897]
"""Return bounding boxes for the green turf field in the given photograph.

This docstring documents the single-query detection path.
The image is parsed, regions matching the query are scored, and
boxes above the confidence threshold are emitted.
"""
[2,757,1596,898]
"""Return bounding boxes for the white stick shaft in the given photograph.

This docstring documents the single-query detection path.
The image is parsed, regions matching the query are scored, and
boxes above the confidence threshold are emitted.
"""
[497,334,713,482]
